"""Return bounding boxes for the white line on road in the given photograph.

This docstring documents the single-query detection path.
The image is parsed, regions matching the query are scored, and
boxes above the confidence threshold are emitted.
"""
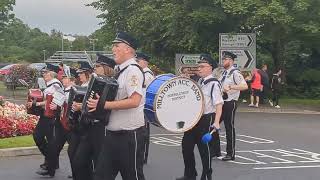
[254,165,320,170]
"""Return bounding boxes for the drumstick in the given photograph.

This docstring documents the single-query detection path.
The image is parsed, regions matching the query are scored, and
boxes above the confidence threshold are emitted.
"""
[201,125,220,144]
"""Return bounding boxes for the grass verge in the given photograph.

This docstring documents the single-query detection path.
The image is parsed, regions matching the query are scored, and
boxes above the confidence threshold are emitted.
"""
[281,98,320,109]
[0,135,35,149]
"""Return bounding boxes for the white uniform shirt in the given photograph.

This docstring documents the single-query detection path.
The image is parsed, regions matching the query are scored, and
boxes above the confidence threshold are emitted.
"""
[107,58,145,131]
[143,67,154,88]
[200,74,224,114]
[219,67,246,101]
[43,78,63,97]
[64,85,72,102]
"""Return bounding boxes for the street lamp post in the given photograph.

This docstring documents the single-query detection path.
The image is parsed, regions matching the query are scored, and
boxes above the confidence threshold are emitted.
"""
[43,50,46,62]
[62,34,64,52]
[90,38,98,51]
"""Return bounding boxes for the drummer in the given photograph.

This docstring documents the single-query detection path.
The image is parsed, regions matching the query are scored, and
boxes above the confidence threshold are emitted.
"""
[176,54,223,180]
[136,52,155,164]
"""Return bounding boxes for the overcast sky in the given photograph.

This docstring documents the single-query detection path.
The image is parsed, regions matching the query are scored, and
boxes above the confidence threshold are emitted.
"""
[13,0,102,35]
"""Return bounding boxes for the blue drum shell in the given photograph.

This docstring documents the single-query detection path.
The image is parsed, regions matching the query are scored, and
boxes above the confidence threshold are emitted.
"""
[144,74,175,126]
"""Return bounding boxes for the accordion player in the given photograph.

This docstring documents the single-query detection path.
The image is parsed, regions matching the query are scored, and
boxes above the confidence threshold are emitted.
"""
[62,85,88,130]
[80,75,118,125]
[27,89,44,116]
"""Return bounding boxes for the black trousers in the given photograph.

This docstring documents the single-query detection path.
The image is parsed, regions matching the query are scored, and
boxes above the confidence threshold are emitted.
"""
[73,122,105,180]
[272,89,280,106]
[68,130,81,179]
[55,120,71,168]
[209,113,221,157]
[221,100,237,157]
[182,114,213,180]
[94,126,145,180]
[33,115,58,175]
[143,121,150,164]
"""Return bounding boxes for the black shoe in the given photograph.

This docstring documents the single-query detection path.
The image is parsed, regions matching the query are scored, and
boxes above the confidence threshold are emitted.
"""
[211,153,222,158]
[222,155,235,161]
[176,176,196,180]
[67,175,73,178]
[36,169,54,177]
[40,163,48,170]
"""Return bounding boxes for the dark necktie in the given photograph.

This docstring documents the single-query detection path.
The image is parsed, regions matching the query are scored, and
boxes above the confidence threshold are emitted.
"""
[199,78,204,85]
[115,66,120,73]
[221,70,228,83]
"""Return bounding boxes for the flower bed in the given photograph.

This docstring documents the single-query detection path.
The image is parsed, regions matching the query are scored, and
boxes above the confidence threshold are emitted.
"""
[0,96,39,138]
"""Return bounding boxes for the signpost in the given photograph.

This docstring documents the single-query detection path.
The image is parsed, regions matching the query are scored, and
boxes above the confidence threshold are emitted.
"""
[175,54,201,75]
[219,33,256,71]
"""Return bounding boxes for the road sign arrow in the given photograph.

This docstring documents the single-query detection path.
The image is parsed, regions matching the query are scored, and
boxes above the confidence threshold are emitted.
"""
[180,55,185,64]
[247,35,253,47]
[244,50,253,68]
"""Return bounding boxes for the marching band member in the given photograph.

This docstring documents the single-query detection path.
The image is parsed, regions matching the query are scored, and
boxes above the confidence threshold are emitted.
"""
[176,54,223,180]
[68,62,92,180]
[88,31,146,180]
[136,52,155,164]
[28,67,63,177]
[56,73,76,179]
[219,51,248,161]
[72,55,116,180]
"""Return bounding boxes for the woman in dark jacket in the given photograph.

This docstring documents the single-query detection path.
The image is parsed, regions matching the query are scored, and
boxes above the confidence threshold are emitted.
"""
[270,68,283,108]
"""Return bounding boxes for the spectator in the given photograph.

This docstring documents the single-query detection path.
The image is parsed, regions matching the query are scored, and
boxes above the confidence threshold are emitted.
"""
[270,68,283,108]
[258,64,270,104]
[248,68,262,108]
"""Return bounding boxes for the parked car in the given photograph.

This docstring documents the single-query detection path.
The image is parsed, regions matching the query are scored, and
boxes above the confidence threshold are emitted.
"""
[0,64,16,82]
[28,63,46,72]
[0,64,16,76]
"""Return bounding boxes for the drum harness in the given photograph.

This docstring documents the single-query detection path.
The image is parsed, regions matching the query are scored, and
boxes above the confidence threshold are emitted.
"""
[114,64,146,89]
[200,77,223,130]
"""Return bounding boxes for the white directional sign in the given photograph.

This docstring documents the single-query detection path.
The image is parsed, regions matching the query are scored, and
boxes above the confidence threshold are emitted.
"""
[179,54,200,65]
[219,49,254,69]
[220,34,254,48]
[175,54,200,75]
[219,33,256,71]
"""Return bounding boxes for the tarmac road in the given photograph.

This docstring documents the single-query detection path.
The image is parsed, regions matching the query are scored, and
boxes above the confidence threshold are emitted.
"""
[0,112,319,180]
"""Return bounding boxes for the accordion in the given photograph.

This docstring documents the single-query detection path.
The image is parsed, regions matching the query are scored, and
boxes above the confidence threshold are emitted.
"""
[27,89,44,116]
[44,94,55,118]
[62,85,88,130]
[60,102,70,131]
[80,75,118,125]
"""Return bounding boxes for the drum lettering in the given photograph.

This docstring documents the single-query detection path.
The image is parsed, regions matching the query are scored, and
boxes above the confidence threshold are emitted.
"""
[157,81,177,109]
[178,79,190,86]
[191,85,201,101]
[157,95,164,109]
[172,95,185,101]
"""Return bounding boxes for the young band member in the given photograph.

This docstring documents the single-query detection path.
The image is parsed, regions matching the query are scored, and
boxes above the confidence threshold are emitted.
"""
[28,67,63,177]
[69,62,93,179]
[88,31,146,180]
[72,55,116,180]
[176,54,223,180]
[136,52,155,164]
[57,73,76,179]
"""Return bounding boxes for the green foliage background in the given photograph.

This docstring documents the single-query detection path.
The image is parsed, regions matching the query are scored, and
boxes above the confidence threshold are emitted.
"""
[1,0,320,98]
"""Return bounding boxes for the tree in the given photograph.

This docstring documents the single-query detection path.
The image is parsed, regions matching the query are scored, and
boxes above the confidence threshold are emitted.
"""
[0,0,15,32]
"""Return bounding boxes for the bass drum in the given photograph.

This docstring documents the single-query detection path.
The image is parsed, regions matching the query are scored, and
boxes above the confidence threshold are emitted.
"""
[144,74,204,133]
